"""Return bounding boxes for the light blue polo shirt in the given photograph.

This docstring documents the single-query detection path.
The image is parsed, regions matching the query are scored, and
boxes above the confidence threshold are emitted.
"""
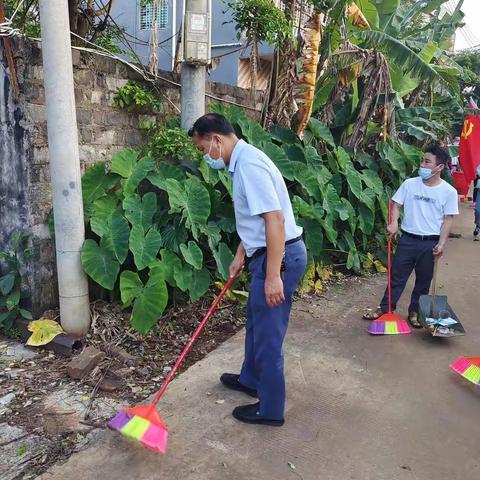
[228,139,303,257]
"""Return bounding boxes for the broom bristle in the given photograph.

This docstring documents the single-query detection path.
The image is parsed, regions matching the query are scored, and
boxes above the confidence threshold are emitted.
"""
[450,357,480,385]
[368,313,411,335]
[108,408,169,454]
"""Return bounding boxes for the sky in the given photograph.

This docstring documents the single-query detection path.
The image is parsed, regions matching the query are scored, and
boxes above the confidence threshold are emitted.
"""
[451,0,480,51]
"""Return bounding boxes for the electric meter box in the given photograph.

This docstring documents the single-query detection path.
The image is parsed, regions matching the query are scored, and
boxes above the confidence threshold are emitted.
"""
[183,0,211,65]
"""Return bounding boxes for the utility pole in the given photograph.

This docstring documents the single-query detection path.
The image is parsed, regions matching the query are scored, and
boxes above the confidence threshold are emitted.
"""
[181,0,211,130]
[38,0,90,335]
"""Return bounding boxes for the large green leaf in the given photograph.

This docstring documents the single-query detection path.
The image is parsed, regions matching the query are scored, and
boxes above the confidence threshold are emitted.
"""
[81,239,119,290]
[184,177,211,239]
[123,156,156,197]
[90,195,118,236]
[360,188,376,212]
[294,163,321,200]
[212,242,234,281]
[198,161,220,186]
[6,290,20,311]
[340,198,357,233]
[200,222,223,247]
[304,146,323,171]
[111,149,138,177]
[119,270,142,307]
[180,241,203,270]
[344,165,362,200]
[160,219,188,254]
[120,270,168,334]
[237,118,271,147]
[123,192,157,230]
[129,225,162,270]
[343,230,361,271]
[361,170,384,195]
[320,217,338,246]
[100,210,130,264]
[174,263,193,292]
[302,219,323,254]
[263,142,295,181]
[270,125,299,145]
[164,178,187,212]
[218,170,233,198]
[0,273,15,296]
[189,267,211,301]
[283,144,306,163]
[158,249,182,287]
[358,203,375,234]
[82,163,119,205]
[308,118,335,147]
[292,196,323,222]
[322,184,341,217]
[148,162,186,190]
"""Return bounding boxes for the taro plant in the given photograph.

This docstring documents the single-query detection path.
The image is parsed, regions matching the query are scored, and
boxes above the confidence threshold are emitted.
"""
[0,232,33,332]
[80,106,419,334]
[80,144,237,334]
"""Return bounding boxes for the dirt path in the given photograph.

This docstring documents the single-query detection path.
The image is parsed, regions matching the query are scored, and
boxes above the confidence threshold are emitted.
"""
[38,204,480,480]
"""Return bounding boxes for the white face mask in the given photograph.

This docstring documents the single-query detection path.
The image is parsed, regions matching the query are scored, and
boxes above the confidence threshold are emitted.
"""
[204,138,226,170]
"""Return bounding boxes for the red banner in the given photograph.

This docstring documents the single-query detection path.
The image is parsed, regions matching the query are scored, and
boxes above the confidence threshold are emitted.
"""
[459,114,480,185]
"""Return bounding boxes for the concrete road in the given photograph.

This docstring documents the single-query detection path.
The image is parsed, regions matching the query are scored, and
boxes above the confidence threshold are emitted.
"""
[39,204,480,480]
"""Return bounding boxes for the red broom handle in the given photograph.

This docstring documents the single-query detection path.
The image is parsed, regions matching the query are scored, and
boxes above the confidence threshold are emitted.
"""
[149,274,238,408]
[387,199,392,314]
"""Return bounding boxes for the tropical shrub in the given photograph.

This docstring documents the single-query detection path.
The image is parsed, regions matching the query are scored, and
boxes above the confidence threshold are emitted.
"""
[80,104,422,333]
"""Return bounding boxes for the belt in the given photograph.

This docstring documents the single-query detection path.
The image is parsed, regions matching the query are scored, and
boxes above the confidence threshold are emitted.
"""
[250,235,303,260]
[402,230,440,241]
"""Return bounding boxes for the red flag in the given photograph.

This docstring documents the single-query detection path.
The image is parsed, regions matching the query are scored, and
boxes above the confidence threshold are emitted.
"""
[459,113,480,184]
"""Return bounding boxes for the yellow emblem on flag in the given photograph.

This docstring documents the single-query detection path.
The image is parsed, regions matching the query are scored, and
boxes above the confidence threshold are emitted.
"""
[462,119,474,139]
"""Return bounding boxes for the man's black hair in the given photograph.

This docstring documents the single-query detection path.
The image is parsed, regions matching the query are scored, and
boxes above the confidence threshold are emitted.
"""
[425,144,451,167]
[188,113,235,138]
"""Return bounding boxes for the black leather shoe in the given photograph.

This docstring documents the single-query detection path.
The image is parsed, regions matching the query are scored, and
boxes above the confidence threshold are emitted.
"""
[220,373,258,397]
[232,402,284,426]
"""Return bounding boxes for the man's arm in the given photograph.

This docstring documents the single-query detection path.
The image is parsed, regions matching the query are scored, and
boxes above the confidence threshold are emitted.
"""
[433,215,454,256]
[387,201,402,239]
[262,210,285,308]
[229,242,246,278]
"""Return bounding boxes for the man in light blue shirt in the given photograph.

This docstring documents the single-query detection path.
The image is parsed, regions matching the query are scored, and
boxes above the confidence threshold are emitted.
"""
[189,114,307,426]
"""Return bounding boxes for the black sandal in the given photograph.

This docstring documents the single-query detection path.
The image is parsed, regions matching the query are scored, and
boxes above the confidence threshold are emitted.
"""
[362,308,383,321]
[408,312,422,329]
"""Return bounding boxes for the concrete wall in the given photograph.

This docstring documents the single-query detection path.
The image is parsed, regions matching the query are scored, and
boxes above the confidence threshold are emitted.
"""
[0,38,259,317]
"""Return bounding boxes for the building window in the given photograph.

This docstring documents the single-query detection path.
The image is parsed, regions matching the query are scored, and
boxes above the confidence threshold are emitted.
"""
[139,1,169,30]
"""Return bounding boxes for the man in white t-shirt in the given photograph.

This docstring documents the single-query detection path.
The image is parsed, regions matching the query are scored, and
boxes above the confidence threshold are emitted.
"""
[363,145,459,327]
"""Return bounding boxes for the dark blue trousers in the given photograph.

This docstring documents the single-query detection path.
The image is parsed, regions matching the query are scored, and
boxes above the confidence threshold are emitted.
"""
[380,235,437,314]
[239,240,307,420]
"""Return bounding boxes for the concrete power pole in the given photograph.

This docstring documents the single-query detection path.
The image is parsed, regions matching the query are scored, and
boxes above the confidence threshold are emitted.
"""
[181,0,211,130]
[38,0,90,335]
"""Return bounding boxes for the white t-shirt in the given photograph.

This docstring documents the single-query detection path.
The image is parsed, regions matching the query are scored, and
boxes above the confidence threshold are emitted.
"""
[393,177,459,236]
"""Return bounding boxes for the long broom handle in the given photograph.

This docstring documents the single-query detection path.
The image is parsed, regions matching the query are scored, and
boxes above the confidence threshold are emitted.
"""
[387,199,393,314]
[431,256,439,316]
[149,274,238,409]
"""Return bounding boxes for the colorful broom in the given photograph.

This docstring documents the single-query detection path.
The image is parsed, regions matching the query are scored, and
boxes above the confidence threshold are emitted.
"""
[450,357,480,386]
[369,200,411,335]
[108,274,238,454]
